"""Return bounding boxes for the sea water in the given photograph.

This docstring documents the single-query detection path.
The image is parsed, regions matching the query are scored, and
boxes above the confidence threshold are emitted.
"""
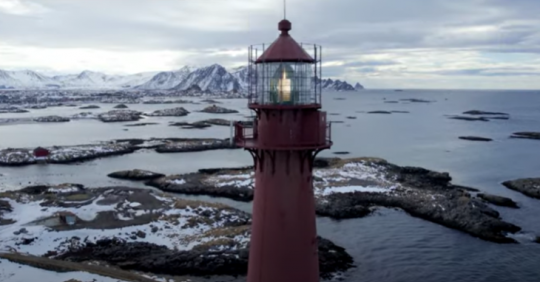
[0,89,539,282]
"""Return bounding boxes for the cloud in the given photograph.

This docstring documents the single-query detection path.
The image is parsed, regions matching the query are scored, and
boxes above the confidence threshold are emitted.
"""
[0,0,539,89]
[0,0,48,15]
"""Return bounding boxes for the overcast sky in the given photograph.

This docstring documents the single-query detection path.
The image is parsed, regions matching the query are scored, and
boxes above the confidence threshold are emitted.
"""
[1,0,540,89]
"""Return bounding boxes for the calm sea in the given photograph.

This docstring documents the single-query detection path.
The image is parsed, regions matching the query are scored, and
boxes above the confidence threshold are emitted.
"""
[1,89,539,282]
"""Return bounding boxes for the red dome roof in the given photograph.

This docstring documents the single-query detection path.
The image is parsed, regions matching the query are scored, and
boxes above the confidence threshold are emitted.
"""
[255,20,315,64]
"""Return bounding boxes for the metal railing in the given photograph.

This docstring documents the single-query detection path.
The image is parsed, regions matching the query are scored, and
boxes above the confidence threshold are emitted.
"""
[247,43,322,107]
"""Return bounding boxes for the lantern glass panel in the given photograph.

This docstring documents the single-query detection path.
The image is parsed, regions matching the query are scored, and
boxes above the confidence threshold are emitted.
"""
[256,62,314,105]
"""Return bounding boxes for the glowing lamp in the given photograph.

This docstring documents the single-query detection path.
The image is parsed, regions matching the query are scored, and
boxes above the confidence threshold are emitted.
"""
[277,68,292,102]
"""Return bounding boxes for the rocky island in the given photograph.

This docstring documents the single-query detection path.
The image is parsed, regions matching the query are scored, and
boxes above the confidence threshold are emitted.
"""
[0,143,134,166]
[155,138,237,153]
[459,136,493,142]
[0,186,353,279]
[98,110,143,122]
[502,178,540,199]
[199,105,239,114]
[33,115,70,123]
[70,112,97,120]
[448,110,510,122]
[0,106,29,114]
[79,105,100,109]
[169,121,212,129]
[108,169,165,180]
[510,132,540,140]
[114,104,129,109]
[145,107,190,117]
[145,157,527,244]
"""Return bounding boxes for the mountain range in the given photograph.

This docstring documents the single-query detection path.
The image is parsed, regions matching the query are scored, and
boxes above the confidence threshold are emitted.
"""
[0,64,364,92]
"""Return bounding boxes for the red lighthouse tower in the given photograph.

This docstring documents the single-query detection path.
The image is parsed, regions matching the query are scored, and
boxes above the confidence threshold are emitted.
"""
[234,19,332,282]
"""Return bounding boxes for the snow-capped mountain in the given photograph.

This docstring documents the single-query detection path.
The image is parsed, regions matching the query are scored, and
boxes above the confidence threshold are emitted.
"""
[53,70,157,89]
[0,64,362,93]
[355,82,364,90]
[316,78,359,92]
[0,70,60,89]
[136,66,193,90]
[172,64,243,92]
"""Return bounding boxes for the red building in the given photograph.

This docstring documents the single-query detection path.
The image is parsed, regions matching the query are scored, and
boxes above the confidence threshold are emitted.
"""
[234,19,332,282]
[33,147,50,158]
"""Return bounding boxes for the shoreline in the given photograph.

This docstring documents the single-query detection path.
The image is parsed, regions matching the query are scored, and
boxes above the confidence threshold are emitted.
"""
[0,186,354,279]
[142,157,528,244]
[0,138,239,166]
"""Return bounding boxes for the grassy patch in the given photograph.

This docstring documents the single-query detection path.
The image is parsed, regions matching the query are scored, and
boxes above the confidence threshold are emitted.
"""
[64,194,94,202]
[191,237,238,252]
[201,225,250,238]
[173,198,229,210]
[0,192,18,200]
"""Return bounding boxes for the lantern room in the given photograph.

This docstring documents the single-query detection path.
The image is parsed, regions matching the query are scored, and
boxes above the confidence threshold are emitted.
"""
[247,19,322,108]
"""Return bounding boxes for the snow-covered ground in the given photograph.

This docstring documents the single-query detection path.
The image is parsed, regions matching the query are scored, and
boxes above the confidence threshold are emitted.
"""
[0,143,132,164]
[203,172,255,188]
[0,188,250,257]
[163,160,400,197]
[313,161,400,197]
[0,259,133,282]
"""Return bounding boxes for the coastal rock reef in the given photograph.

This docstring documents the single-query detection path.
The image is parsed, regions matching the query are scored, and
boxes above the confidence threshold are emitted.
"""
[146,157,526,244]
[0,186,353,279]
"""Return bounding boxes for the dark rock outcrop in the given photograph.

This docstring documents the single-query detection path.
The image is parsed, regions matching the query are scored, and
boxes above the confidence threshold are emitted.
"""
[114,104,129,109]
[459,136,493,142]
[155,139,237,153]
[57,236,353,279]
[502,178,540,199]
[124,123,159,127]
[169,122,211,129]
[200,99,222,104]
[145,158,522,244]
[79,105,100,109]
[98,110,142,122]
[197,119,233,126]
[33,115,70,122]
[477,193,518,208]
[146,174,253,202]
[463,110,509,116]
[367,111,392,114]
[400,98,431,103]
[146,107,189,117]
[108,169,165,181]
[449,116,489,122]
[199,105,239,114]
[317,189,520,243]
[510,132,540,140]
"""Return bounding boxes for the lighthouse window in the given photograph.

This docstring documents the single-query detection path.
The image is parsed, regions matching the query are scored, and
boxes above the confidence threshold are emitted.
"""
[257,62,314,105]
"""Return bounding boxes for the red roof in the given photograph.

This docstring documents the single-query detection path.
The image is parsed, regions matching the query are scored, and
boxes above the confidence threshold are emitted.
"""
[33,146,50,157]
[255,20,314,64]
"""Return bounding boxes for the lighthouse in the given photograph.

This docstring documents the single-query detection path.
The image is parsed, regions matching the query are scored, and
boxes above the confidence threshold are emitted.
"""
[234,18,332,282]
